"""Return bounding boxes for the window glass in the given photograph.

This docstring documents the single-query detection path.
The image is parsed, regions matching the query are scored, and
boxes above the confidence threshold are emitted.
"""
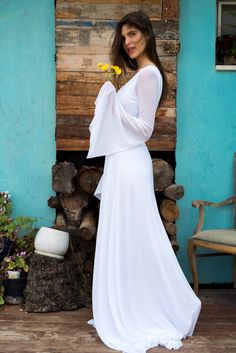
[216,1,236,66]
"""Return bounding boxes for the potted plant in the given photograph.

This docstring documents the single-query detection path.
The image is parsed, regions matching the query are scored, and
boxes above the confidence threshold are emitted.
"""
[0,191,37,306]
[1,236,36,305]
[1,250,31,305]
[3,251,29,277]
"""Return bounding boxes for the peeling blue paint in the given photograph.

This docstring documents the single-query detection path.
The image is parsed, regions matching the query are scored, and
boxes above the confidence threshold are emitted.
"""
[0,1,56,227]
[176,0,236,284]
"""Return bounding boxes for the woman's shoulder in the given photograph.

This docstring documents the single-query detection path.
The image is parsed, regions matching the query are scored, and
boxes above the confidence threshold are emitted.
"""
[118,65,161,93]
[136,65,163,88]
[137,65,162,79]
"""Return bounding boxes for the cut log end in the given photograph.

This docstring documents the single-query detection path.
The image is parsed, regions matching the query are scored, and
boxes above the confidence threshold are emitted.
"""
[164,184,184,200]
[152,159,174,192]
[160,198,179,221]
[78,166,103,195]
[162,220,177,237]
[52,162,78,194]
[48,196,62,209]
[79,208,97,240]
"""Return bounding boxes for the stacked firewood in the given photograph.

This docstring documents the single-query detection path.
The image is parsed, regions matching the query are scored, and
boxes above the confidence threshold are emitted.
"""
[48,159,184,295]
[152,159,184,252]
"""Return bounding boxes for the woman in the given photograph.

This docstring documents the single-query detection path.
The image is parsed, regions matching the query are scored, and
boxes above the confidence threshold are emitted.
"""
[87,11,201,353]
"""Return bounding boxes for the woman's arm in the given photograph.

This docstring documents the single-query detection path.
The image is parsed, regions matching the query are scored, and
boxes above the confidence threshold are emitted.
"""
[87,70,163,158]
[118,68,163,141]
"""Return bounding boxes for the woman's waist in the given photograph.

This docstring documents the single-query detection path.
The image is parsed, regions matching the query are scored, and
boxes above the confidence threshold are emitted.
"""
[105,143,151,163]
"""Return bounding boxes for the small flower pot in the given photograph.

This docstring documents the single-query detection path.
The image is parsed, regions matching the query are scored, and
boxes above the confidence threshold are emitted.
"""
[3,274,27,305]
[34,227,69,260]
[7,270,21,279]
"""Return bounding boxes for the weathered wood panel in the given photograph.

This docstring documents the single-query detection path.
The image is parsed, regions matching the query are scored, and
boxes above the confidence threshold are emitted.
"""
[56,2,162,20]
[56,1,179,151]
[56,113,176,142]
[57,84,175,109]
[56,18,179,38]
[163,0,179,20]
[56,54,176,72]
[63,0,160,3]
[57,37,179,57]
[57,137,176,152]
[56,70,176,85]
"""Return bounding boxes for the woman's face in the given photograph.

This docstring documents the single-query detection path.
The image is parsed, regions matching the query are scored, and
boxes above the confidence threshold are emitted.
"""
[121,24,147,60]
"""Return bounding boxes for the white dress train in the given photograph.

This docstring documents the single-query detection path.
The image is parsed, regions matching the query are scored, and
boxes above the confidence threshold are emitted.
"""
[86,66,201,353]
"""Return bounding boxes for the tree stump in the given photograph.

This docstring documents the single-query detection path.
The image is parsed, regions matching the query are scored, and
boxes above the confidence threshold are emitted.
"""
[24,253,90,312]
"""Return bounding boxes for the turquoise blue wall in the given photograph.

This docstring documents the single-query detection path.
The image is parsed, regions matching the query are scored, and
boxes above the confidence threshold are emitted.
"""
[0,1,55,226]
[176,0,236,283]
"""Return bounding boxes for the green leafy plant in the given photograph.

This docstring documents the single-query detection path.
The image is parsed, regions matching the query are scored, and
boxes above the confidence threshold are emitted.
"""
[0,266,6,306]
[0,192,37,306]
[3,252,29,272]
[0,284,4,306]
[0,191,36,240]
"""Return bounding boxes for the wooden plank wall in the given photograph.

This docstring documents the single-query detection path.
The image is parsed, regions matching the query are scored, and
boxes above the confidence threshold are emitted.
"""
[56,0,179,151]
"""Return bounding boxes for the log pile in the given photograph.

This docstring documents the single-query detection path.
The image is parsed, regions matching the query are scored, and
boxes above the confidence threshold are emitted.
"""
[152,159,184,252]
[47,159,184,302]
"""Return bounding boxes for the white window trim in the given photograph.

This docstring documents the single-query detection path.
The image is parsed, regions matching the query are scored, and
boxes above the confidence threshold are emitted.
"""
[216,64,236,70]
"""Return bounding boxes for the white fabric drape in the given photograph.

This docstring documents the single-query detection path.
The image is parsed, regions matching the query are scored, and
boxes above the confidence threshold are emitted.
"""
[87,66,162,159]
[86,66,201,352]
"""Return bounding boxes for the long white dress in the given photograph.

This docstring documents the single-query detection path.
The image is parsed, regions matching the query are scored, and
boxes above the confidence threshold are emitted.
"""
[86,65,201,353]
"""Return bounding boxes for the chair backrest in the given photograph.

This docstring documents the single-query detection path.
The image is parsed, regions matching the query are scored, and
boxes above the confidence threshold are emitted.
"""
[234,152,236,228]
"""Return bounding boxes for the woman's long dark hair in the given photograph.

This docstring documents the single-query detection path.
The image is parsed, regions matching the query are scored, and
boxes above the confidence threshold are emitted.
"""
[110,11,167,103]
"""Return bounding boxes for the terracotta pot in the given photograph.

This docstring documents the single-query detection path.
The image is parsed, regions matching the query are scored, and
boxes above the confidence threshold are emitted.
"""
[34,227,69,260]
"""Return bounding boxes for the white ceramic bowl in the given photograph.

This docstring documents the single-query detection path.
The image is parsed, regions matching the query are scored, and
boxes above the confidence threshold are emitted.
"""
[34,227,69,260]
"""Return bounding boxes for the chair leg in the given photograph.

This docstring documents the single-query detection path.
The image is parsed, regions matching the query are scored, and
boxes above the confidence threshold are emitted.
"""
[188,239,199,295]
[233,255,236,289]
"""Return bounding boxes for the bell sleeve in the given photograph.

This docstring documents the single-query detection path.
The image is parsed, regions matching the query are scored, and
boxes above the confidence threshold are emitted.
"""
[119,68,163,141]
[87,68,162,159]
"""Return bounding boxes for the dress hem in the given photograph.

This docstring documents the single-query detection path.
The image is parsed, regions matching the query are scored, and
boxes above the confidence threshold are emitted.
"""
[87,319,184,351]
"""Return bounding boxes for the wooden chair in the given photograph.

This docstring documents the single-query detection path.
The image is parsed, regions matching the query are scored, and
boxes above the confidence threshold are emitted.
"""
[188,153,236,294]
